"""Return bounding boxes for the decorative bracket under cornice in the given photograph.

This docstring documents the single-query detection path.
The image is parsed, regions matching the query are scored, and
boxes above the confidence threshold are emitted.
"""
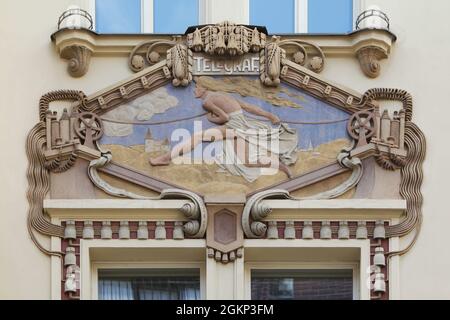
[51,27,396,79]
[60,45,92,78]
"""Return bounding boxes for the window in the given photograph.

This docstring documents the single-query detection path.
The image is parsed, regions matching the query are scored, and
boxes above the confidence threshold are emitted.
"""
[93,0,356,34]
[250,0,296,34]
[95,0,142,33]
[98,268,201,300]
[308,0,353,33]
[251,269,354,300]
[249,0,355,34]
[94,0,200,34]
[154,0,199,33]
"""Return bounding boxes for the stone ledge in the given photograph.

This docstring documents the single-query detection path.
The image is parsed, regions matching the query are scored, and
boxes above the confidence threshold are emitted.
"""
[51,27,396,78]
[261,199,406,220]
[45,199,192,220]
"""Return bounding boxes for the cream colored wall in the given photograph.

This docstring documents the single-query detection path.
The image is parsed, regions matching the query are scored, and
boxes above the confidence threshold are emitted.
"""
[0,0,132,299]
[1,0,450,299]
[320,0,450,299]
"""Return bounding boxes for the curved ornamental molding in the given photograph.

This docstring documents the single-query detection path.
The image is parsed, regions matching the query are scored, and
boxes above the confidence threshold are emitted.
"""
[88,152,207,238]
[242,146,364,238]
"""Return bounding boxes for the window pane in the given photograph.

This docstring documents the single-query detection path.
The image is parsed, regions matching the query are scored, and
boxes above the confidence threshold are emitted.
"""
[308,0,353,33]
[250,0,295,34]
[251,269,353,300]
[96,0,141,33]
[154,0,199,34]
[98,269,201,300]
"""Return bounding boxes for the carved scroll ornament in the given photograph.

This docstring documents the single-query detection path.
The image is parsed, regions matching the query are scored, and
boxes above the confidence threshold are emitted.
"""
[242,145,363,238]
[60,45,92,78]
[357,46,387,79]
[88,152,207,238]
[260,36,326,87]
[128,38,179,72]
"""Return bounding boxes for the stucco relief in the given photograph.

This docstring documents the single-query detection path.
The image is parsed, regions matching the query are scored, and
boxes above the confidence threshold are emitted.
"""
[27,22,424,301]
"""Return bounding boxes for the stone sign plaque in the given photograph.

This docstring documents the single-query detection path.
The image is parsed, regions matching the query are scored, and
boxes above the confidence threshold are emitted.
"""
[192,53,260,75]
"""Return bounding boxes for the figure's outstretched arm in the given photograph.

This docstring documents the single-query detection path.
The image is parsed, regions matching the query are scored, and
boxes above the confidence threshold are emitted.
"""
[238,100,280,124]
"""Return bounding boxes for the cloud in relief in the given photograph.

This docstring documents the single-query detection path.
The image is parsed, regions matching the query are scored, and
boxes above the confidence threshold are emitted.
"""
[103,87,179,137]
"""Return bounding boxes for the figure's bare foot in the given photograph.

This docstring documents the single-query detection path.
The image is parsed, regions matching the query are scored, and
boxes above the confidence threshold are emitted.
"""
[149,154,171,166]
[279,162,293,179]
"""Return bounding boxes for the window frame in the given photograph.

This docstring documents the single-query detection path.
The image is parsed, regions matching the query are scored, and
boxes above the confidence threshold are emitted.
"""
[296,0,361,33]
[87,0,361,34]
[245,262,360,300]
[92,262,206,300]
[77,238,207,300]
[88,0,201,33]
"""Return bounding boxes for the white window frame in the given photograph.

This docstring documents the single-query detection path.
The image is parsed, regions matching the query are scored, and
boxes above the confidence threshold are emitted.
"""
[92,262,206,300]
[242,239,371,300]
[245,262,360,300]
[78,239,207,300]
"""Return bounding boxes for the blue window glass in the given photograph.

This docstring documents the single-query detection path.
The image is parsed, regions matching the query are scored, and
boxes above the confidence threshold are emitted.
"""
[250,0,295,34]
[154,0,199,34]
[96,0,141,33]
[308,0,353,33]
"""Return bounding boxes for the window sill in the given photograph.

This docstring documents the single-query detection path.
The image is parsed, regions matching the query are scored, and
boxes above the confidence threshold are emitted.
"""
[51,27,396,78]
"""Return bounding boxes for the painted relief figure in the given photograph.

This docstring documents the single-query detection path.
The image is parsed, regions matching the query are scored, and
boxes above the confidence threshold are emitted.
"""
[100,76,351,194]
[149,80,298,182]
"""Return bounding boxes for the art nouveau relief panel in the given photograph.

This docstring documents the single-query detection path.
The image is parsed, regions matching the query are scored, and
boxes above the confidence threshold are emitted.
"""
[97,76,352,196]
[27,22,424,300]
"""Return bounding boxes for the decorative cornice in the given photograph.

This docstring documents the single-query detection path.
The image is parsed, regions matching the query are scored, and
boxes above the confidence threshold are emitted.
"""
[52,27,395,78]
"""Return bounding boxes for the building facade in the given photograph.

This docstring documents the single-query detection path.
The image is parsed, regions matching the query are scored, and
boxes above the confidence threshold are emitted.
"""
[1,0,449,300]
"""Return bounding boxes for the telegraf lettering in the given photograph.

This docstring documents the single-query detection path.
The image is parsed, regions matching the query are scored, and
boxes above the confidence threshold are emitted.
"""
[193,54,260,75]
